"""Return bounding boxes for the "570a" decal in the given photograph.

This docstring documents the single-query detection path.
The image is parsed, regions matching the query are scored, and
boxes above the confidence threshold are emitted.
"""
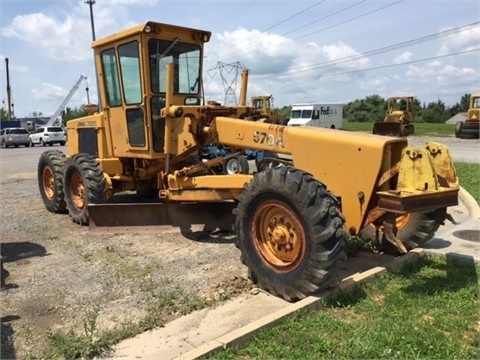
[253,131,284,147]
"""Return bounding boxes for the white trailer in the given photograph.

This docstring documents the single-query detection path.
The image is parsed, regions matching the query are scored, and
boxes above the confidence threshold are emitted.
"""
[288,103,344,129]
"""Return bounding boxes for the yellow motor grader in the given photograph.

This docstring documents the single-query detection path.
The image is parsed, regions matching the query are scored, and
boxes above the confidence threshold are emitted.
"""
[251,95,289,125]
[37,21,459,301]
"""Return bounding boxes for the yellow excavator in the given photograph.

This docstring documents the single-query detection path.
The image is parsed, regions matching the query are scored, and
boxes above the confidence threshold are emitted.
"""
[373,96,415,137]
[36,21,459,301]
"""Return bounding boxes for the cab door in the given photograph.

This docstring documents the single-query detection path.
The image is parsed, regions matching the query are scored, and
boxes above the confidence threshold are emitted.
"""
[100,39,147,156]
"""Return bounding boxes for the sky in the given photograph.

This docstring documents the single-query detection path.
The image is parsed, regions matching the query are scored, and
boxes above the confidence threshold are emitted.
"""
[0,0,479,118]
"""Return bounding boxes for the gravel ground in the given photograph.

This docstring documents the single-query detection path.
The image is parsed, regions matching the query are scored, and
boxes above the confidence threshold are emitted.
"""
[0,146,251,359]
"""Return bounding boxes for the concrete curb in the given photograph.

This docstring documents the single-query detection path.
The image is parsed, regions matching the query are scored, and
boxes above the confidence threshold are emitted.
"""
[178,250,425,360]
[458,186,480,220]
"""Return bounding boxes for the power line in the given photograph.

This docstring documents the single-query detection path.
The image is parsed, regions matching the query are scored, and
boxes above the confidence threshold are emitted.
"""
[293,0,405,41]
[249,22,479,78]
[215,0,405,63]
[263,1,326,32]
[315,47,480,78]
[208,61,249,105]
[281,0,368,37]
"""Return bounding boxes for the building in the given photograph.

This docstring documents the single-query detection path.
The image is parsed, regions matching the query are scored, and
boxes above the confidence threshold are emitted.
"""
[446,112,468,124]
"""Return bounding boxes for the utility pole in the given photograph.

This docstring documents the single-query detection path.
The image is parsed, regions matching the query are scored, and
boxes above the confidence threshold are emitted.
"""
[85,0,96,41]
[85,0,101,111]
[5,57,13,120]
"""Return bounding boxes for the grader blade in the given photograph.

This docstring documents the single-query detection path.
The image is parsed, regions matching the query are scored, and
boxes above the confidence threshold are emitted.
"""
[88,202,235,233]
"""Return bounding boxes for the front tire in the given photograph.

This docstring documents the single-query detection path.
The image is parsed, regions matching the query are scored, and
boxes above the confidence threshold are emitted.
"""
[37,150,67,213]
[234,166,346,301]
[63,154,108,225]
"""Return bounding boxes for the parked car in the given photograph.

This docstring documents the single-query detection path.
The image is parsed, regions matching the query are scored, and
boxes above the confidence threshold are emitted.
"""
[29,126,66,146]
[0,127,30,148]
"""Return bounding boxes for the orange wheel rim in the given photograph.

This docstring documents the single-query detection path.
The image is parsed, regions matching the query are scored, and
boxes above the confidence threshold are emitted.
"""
[395,213,411,230]
[70,172,85,209]
[42,167,55,200]
[252,200,305,271]
[371,213,411,232]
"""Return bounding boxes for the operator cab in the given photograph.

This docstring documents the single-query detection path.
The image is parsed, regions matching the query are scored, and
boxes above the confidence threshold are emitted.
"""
[91,22,211,158]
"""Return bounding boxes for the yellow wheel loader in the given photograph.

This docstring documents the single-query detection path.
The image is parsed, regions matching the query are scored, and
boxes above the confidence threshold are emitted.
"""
[37,22,459,301]
[373,96,415,137]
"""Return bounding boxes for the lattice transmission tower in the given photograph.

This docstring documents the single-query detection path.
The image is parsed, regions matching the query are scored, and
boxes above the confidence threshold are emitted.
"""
[207,61,249,105]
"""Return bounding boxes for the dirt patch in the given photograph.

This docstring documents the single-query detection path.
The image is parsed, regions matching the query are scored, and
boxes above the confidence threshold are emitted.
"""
[0,174,251,359]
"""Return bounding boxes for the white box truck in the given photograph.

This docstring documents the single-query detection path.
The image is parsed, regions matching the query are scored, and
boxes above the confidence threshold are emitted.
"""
[288,103,344,129]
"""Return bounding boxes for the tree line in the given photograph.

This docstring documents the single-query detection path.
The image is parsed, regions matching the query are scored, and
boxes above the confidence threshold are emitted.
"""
[276,93,472,123]
[1,93,473,124]
[0,106,87,123]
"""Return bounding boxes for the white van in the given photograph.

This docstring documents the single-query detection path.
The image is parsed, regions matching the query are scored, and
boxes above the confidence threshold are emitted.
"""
[288,103,343,129]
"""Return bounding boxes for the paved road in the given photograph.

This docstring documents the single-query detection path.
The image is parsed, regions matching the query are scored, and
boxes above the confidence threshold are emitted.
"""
[0,145,65,179]
[0,136,478,180]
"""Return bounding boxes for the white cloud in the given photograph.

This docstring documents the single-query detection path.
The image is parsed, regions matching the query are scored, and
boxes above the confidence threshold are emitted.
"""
[1,13,92,62]
[321,42,370,70]
[437,26,480,55]
[405,61,479,86]
[393,51,412,64]
[360,76,390,92]
[31,82,66,101]
[210,27,296,75]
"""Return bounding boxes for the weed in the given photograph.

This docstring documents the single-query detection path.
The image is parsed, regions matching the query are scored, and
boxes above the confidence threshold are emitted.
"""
[345,234,377,257]
[43,305,108,359]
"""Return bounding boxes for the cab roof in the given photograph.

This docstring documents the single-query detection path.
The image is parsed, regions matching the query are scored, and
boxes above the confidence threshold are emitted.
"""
[92,21,211,48]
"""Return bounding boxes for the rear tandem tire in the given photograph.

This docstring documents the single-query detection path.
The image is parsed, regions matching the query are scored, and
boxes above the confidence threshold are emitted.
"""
[63,153,108,225]
[37,150,67,213]
[360,211,442,254]
[234,166,347,301]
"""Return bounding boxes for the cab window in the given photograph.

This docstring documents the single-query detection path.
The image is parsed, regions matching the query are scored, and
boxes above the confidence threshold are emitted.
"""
[101,49,122,107]
[148,39,202,95]
[118,41,142,105]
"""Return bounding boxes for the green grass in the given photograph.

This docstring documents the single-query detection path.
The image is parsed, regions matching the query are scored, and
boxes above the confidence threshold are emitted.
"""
[343,121,456,136]
[456,162,480,203]
[207,256,480,360]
